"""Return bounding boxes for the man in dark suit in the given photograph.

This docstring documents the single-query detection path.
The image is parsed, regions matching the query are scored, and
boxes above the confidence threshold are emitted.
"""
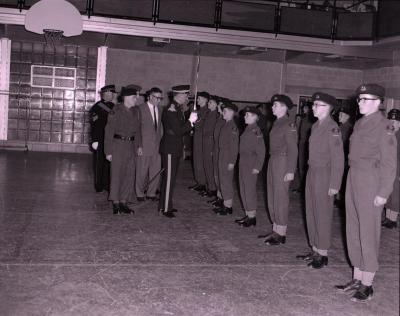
[158,85,198,217]
[89,84,117,192]
[135,87,164,201]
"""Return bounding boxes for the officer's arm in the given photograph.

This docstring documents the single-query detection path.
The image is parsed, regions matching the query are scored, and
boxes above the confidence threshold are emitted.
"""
[164,111,192,136]
[377,129,397,199]
[104,111,116,156]
[328,128,344,191]
[90,107,103,143]
[285,124,298,174]
[254,131,266,172]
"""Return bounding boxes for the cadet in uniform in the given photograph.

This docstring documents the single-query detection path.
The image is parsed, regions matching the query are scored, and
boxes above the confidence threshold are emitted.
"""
[90,84,116,192]
[104,85,142,215]
[158,85,198,218]
[215,102,239,215]
[202,95,219,198]
[188,91,209,194]
[235,106,265,227]
[382,108,400,229]
[335,84,397,302]
[263,95,298,245]
[209,100,226,208]
[297,92,344,269]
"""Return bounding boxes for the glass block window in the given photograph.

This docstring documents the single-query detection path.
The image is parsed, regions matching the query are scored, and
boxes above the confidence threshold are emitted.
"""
[31,65,76,89]
[8,42,98,145]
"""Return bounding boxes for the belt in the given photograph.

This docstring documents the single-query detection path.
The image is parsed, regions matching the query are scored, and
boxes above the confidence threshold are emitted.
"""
[114,134,135,141]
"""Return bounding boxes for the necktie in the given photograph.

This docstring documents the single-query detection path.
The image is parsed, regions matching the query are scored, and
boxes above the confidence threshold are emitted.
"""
[153,105,157,131]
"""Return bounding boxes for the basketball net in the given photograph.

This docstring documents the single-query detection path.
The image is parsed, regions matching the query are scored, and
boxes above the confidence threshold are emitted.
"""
[43,29,64,47]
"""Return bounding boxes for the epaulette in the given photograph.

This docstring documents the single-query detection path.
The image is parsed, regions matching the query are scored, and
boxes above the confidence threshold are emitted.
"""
[386,124,395,136]
[331,127,340,136]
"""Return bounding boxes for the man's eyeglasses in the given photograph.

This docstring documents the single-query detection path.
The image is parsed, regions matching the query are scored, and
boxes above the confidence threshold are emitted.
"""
[357,97,379,103]
[151,95,163,101]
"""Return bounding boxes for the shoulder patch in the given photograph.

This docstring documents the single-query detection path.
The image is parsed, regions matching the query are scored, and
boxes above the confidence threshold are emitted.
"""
[386,124,395,135]
[331,127,340,136]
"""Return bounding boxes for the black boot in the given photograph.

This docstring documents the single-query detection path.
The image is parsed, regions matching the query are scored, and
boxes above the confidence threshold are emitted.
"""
[199,190,209,197]
[238,217,256,227]
[335,279,361,293]
[382,218,397,229]
[159,209,175,218]
[120,203,134,214]
[207,197,219,204]
[351,284,374,302]
[212,200,224,209]
[235,216,248,224]
[188,184,200,191]
[207,190,217,198]
[216,206,233,215]
[194,184,206,192]
[264,233,286,246]
[308,254,328,269]
[112,203,121,215]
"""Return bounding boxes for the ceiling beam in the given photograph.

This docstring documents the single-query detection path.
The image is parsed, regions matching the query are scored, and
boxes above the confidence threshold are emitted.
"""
[0,7,394,60]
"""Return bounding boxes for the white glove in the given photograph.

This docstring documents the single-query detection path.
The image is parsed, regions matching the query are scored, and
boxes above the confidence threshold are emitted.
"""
[106,154,112,162]
[252,169,260,174]
[283,173,294,182]
[227,163,234,171]
[91,142,98,150]
[374,195,387,207]
[188,112,198,124]
[328,188,339,196]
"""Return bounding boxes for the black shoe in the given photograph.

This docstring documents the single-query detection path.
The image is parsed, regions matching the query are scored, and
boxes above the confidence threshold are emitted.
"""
[207,197,219,204]
[188,184,200,191]
[257,232,273,239]
[335,279,362,293]
[296,252,316,261]
[199,190,209,197]
[120,203,135,214]
[238,217,256,227]
[207,190,217,197]
[212,199,224,208]
[137,197,146,202]
[216,206,233,216]
[171,208,178,213]
[308,255,328,269]
[162,210,175,218]
[351,285,373,302]
[194,185,206,192]
[264,233,286,246]
[382,218,397,229]
[112,203,121,215]
[235,216,249,224]
[147,196,159,202]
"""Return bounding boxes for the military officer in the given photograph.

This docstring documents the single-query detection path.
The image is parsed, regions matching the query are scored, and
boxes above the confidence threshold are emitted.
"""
[335,84,397,302]
[263,95,298,244]
[234,106,265,227]
[297,92,344,269]
[208,99,226,208]
[158,85,198,218]
[90,84,117,192]
[215,102,239,215]
[202,95,219,198]
[104,85,142,215]
[382,108,400,229]
[188,91,209,194]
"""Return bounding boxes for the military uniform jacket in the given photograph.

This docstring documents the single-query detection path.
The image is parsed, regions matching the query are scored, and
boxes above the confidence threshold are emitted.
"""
[104,104,142,156]
[159,102,192,156]
[203,110,218,144]
[340,120,353,158]
[308,116,344,191]
[269,116,298,174]
[348,111,397,199]
[90,100,114,143]
[213,116,225,155]
[239,123,266,171]
[218,120,239,165]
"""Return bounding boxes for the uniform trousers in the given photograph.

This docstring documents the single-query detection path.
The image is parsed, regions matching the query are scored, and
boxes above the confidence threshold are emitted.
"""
[345,167,383,272]
[109,141,136,202]
[218,152,234,202]
[193,135,206,185]
[159,153,180,212]
[305,165,334,251]
[239,158,258,218]
[93,142,110,192]
[135,154,161,198]
[203,137,216,191]
[267,155,290,227]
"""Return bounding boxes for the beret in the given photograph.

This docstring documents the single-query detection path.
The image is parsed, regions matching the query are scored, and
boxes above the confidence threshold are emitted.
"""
[312,92,338,107]
[356,83,385,98]
[338,106,352,115]
[387,109,400,121]
[223,101,238,112]
[197,91,210,99]
[244,106,262,116]
[172,85,190,93]
[100,84,116,93]
[271,94,294,110]
[120,84,141,96]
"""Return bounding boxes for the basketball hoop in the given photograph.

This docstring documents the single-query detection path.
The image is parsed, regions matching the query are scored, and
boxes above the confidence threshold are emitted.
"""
[43,29,64,47]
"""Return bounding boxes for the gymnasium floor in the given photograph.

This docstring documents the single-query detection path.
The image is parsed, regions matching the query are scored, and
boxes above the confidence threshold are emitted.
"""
[0,151,398,316]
